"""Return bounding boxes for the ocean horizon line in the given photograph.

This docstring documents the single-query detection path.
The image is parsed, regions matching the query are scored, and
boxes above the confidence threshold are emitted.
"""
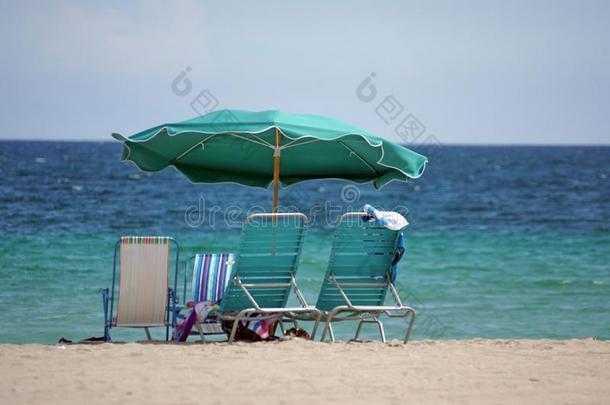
[1,138,609,147]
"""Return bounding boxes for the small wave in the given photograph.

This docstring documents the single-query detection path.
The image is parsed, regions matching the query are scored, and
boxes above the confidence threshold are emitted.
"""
[71,185,83,191]
[592,280,606,286]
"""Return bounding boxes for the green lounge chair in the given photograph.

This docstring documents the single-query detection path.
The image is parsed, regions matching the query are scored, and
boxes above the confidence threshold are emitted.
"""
[315,212,416,343]
[218,213,321,343]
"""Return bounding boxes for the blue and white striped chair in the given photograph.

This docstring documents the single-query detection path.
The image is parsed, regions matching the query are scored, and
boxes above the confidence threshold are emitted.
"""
[191,253,234,303]
[178,253,235,341]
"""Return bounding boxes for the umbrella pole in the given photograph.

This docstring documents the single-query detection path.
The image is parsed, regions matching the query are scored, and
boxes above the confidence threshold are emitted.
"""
[272,128,281,213]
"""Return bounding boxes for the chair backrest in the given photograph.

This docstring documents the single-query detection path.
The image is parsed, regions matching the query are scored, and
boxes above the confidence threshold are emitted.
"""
[315,213,400,312]
[115,236,172,327]
[220,213,307,312]
[191,253,235,303]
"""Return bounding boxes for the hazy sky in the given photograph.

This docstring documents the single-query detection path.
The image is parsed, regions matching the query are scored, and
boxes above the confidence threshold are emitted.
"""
[1,0,609,144]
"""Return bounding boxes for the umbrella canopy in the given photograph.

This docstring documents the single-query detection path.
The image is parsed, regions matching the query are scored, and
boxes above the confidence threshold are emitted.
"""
[112,109,428,211]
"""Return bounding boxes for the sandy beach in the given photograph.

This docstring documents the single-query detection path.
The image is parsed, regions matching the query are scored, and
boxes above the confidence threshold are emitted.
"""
[1,339,608,405]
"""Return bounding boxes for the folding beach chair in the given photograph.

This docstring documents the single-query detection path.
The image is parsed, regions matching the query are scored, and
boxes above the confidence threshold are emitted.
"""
[101,236,180,342]
[218,213,321,343]
[177,253,235,341]
[315,212,416,343]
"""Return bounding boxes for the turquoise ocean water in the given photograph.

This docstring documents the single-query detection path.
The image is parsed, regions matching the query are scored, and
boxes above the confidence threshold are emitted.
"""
[1,142,608,343]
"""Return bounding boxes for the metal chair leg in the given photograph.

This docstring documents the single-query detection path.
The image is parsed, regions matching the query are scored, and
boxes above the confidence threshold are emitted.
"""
[321,319,337,342]
[101,288,111,342]
[165,289,171,341]
[403,308,416,343]
[376,319,386,343]
[320,320,330,342]
[104,325,111,342]
[144,327,152,341]
[321,307,344,342]
[309,310,321,341]
[354,319,365,340]
[328,323,335,342]
[228,309,251,344]
[354,318,385,342]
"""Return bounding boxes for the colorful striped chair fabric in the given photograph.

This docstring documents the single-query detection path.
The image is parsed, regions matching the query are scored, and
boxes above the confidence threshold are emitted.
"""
[191,253,235,303]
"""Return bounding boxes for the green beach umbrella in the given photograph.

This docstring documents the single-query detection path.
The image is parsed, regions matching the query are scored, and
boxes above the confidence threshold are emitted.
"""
[112,109,428,212]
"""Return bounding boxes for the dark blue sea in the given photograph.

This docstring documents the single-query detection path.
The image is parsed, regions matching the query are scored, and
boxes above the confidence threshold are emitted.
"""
[0,141,608,343]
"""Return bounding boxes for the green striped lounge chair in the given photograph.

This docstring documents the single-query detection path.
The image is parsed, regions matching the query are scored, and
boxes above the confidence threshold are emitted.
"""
[218,213,321,343]
[101,236,180,342]
[179,253,235,341]
[316,212,416,343]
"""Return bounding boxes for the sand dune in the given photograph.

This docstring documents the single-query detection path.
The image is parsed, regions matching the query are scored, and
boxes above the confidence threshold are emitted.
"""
[1,339,608,405]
